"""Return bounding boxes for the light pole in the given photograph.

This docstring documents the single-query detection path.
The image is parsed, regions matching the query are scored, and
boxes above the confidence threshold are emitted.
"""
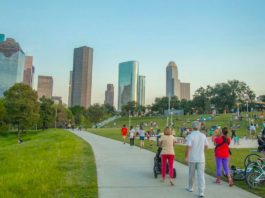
[167,93,171,126]
[128,111,131,128]
[55,106,57,128]
[170,108,173,126]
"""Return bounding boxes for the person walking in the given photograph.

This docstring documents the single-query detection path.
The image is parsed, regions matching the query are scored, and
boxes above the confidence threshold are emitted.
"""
[249,123,256,140]
[121,124,128,144]
[213,127,233,186]
[138,126,145,149]
[159,127,176,186]
[129,126,136,146]
[185,121,209,197]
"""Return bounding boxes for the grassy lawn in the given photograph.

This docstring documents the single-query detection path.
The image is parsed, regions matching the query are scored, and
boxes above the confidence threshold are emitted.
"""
[88,127,265,198]
[104,113,264,138]
[0,129,98,198]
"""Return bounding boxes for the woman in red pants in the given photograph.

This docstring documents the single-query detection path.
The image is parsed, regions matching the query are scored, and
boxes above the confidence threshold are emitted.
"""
[159,127,176,185]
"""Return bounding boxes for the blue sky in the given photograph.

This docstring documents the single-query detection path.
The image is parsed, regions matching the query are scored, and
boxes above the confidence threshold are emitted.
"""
[1,0,265,106]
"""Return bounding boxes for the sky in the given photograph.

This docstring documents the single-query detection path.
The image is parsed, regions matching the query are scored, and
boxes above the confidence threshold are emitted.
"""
[1,0,265,107]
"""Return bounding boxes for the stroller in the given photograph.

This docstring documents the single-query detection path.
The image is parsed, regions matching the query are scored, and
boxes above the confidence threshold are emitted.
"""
[257,135,265,152]
[153,147,177,178]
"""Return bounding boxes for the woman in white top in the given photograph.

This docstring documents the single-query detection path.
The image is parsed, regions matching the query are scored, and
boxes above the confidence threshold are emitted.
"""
[159,127,176,185]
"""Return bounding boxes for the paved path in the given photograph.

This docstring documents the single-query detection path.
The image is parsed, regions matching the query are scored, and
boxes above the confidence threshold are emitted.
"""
[70,130,260,198]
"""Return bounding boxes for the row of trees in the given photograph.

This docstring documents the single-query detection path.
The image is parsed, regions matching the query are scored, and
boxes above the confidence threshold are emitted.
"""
[120,80,257,116]
[0,83,116,135]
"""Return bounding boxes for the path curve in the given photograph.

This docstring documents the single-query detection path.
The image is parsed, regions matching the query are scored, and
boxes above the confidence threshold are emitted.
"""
[70,130,260,198]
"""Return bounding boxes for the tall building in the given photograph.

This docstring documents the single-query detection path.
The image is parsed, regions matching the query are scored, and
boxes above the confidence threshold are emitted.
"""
[180,82,191,100]
[137,75,146,106]
[68,71,73,107]
[104,84,114,106]
[23,56,34,87]
[37,75,53,99]
[166,61,190,100]
[166,61,180,98]
[118,61,139,110]
[0,34,5,42]
[0,37,25,96]
[71,46,93,108]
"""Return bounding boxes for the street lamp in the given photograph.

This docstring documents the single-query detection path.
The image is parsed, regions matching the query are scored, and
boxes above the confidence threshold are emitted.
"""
[167,93,171,126]
[128,111,131,128]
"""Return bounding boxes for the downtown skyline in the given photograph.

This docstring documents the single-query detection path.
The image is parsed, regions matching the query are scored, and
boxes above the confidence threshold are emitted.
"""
[1,0,265,107]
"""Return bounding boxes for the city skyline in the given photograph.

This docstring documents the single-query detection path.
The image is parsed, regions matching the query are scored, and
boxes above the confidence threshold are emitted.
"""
[1,0,265,107]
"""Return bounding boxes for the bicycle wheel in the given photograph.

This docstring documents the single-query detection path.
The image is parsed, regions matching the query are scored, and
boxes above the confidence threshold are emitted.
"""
[246,171,261,189]
[244,154,261,168]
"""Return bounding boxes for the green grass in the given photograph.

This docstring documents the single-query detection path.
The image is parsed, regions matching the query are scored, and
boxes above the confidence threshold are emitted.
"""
[87,127,265,198]
[105,112,264,138]
[0,129,98,198]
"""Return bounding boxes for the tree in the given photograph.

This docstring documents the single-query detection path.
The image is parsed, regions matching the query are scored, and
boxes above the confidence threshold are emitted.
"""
[258,95,265,102]
[86,103,107,124]
[39,97,55,129]
[4,83,39,136]
[69,105,86,126]
[192,87,211,114]
[55,104,71,128]
[121,101,138,116]
[0,98,8,132]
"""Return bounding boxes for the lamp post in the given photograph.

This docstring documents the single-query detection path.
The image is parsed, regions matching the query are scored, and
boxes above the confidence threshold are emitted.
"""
[170,108,173,127]
[128,111,131,128]
[167,93,171,126]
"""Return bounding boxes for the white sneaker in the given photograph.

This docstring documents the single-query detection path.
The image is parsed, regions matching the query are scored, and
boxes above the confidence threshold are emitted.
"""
[199,193,204,197]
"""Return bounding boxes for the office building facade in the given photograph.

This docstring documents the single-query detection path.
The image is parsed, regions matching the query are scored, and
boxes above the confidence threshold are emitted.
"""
[166,61,190,100]
[37,75,53,99]
[71,46,93,108]
[23,56,34,87]
[118,61,139,110]
[0,37,25,96]
[137,75,146,106]
[68,71,73,107]
[180,82,191,100]
[104,84,114,106]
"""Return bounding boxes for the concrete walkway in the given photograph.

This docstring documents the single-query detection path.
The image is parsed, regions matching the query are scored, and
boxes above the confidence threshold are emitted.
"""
[70,130,260,198]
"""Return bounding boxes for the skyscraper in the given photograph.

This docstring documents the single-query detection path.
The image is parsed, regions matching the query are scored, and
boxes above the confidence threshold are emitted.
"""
[37,75,53,99]
[104,84,114,106]
[166,61,180,98]
[0,37,25,96]
[68,71,73,107]
[118,61,139,110]
[180,82,191,100]
[23,56,34,87]
[137,75,146,107]
[71,46,93,108]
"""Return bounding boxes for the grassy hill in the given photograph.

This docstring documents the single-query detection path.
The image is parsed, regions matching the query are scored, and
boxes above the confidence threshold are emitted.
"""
[104,112,264,137]
[0,129,98,198]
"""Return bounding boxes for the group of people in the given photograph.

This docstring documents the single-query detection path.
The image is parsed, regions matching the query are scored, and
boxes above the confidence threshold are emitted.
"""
[121,124,146,148]
[121,121,235,198]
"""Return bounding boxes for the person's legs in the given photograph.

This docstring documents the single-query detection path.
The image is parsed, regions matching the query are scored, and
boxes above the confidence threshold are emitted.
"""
[215,157,222,183]
[161,155,167,180]
[188,162,196,191]
[197,162,206,196]
[168,155,175,185]
[222,158,233,186]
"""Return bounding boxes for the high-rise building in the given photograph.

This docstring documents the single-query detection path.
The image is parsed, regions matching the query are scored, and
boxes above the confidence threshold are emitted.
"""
[180,82,191,100]
[37,75,53,99]
[137,75,146,107]
[166,61,180,98]
[0,37,25,96]
[23,56,34,87]
[68,71,72,107]
[166,61,190,100]
[118,61,139,110]
[71,46,93,108]
[0,34,5,42]
[104,84,114,106]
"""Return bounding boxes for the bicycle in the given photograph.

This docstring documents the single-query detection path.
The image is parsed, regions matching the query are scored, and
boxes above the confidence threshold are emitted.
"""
[245,158,265,189]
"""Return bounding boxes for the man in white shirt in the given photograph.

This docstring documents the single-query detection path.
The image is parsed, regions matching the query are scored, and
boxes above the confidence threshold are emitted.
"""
[185,121,209,197]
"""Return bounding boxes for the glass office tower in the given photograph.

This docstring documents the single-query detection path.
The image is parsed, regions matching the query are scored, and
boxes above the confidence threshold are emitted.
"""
[0,38,25,97]
[118,61,139,111]
[137,75,146,107]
